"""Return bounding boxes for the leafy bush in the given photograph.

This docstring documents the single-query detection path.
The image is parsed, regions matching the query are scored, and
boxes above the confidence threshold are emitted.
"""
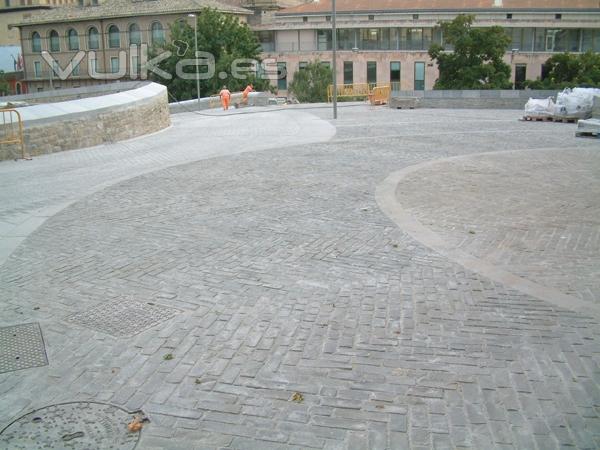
[288,60,332,103]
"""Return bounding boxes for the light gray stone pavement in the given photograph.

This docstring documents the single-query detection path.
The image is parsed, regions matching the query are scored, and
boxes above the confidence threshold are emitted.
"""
[0,106,336,266]
[1,105,600,450]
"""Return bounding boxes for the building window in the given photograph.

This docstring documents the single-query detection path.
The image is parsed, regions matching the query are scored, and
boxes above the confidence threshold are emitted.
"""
[302,16,307,22]
[343,61,353,84]
[368,15,374,21]
[72,61,80,76]
[131,55,140,77]
[108,25,120,48]
[390,61,401,89]
[325,16,331,22]
[256,31,275,52]
[414,62,425,90]
[277,62,287,90]
[299,61,308,70]
[367,61,377,84]
[129,23,141,45]
[412,14,419,20]
[68,29,79,50]
[317,29,332,50]
[88,27,99,49]
[555,14,562,20]
[90,57,98,75]
[34,60,41,78]
[151,22,165,46]
[507,13,513,19]
[31,31,41,53]
[49,30,60,52]
[110,56,119,73]
[514,64,526,89]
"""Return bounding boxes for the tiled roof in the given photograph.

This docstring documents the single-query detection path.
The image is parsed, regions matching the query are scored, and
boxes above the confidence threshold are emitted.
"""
[277,0,600,15]
[11,0,251,27]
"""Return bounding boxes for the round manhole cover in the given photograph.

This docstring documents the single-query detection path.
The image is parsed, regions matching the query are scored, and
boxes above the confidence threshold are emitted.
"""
[0,402,143,449]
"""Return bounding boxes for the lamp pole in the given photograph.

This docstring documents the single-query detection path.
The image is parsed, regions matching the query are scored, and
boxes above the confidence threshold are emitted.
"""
[189,13,200,104]
[332,0,337,119]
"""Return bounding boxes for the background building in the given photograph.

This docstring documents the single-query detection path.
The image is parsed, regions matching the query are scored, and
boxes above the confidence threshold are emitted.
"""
[253,0,600,93]
[10,0,250,91]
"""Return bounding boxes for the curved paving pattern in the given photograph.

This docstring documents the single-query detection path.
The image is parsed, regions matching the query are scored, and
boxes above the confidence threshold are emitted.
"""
[393,149,600,309]
[0,107,599,449]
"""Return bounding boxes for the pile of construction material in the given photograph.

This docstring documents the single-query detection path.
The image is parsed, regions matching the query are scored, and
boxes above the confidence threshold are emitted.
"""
[576,96,600,138]
[523,88,600,123]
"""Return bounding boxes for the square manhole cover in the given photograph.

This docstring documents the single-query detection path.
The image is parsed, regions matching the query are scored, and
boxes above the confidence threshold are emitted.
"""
[0,323,49,374]
[65,299,179,337]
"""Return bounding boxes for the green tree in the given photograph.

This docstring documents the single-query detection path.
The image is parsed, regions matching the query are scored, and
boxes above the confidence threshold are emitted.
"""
[288,61,332,103]
[524,51,600,89]
[150,8,271,100]
[429,14,512,89]
[0,71,9,96]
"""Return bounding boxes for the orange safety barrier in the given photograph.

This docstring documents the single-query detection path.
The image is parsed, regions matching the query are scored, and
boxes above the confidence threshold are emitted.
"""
[0,109,29,160]
[369,85,391,106]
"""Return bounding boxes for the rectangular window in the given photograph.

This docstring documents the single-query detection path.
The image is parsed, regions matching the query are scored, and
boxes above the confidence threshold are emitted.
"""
[582,29,594,51]
[131,56,140,77]
[360,28,380,50]
[257,31,275,52]
[367,61,377,84]
[110,57,119,73]
[343,61,353,85]
[317,30,332,50]
[72,61,80,76]
[407,28,423,50]
[390,61,401,90]
[414,62,425,90]
[337,29,356,50]
[593,29,600,51]
[515,64,526,90]
[299,61,308,70]
[277,62,287,90]
[34,61,41,78]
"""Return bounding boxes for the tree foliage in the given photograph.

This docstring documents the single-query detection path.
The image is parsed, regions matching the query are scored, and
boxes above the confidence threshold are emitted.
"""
[524,51,600,89]
[150,8,271,100]
[288,61,332,103]
[429,14,512,89]
[0,71,9,96]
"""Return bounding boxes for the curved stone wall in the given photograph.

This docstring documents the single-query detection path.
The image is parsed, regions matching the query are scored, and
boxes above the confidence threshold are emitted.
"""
[1,82,170,160]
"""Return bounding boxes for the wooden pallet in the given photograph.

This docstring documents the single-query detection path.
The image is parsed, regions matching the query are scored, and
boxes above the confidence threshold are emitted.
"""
[522,115,579,123]
[576,131,599,138]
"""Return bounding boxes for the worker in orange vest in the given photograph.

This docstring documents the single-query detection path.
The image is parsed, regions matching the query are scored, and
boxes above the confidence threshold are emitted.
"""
[242,84,253,106]
[219,85,231,110]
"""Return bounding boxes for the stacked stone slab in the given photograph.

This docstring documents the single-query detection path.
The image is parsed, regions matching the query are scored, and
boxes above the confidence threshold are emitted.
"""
[575,95,600,137]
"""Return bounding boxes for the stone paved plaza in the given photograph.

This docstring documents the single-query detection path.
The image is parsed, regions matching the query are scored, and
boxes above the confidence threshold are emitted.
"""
[0,105,599,449]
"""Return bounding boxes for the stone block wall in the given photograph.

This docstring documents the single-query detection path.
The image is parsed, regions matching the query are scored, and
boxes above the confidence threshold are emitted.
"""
[390,90,558,110]
[1,83,170,161]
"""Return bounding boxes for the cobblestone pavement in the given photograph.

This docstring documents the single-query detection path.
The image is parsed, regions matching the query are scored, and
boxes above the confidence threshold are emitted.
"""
[396,149,600,307]
[1,106,600,449]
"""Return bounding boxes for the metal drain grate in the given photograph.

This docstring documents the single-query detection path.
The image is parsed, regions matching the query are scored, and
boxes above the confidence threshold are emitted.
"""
[0,323,48,374]
[0,402,142,449]
[65,299,179,337]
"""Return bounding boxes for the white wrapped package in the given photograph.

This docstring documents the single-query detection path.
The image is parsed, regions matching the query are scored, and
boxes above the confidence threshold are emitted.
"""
[554,88,600,118]
[524,97,554,116]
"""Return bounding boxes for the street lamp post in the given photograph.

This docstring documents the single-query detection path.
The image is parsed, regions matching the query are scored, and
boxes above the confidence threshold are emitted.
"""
[188,13,200,105]
[332,0,337,119]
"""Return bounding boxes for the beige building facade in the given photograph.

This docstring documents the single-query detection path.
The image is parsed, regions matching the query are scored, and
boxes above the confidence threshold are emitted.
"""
[11,0,250,91]
[254,0,600,93]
